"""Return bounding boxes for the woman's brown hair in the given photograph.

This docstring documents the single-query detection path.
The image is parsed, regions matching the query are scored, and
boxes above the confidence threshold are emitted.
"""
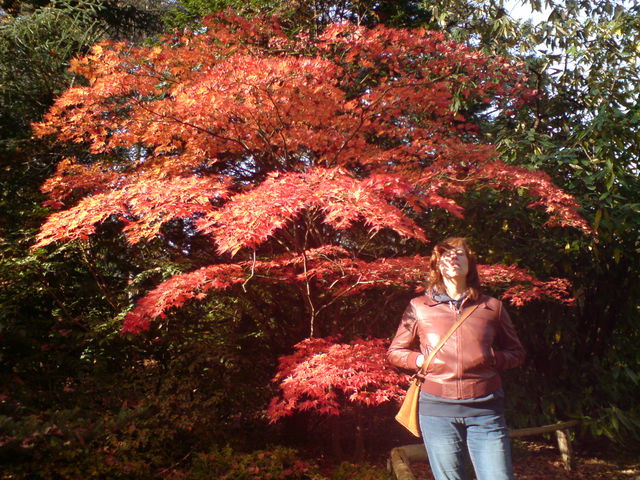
[426,237,481,300]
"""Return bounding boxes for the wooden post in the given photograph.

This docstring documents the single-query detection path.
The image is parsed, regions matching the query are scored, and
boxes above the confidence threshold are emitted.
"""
[509,420,578,472]
[390,447,419,480]
[555,429,574,471]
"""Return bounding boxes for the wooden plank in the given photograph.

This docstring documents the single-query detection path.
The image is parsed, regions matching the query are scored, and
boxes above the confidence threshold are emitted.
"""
[397,444,427,462]
[509,420,579,438]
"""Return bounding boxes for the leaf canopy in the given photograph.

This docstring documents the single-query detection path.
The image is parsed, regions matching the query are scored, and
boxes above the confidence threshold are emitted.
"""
[32,11,591,335]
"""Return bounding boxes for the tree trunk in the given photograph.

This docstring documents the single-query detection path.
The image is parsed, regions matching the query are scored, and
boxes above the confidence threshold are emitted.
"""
[354,406,365,461]
[330,415,343,460]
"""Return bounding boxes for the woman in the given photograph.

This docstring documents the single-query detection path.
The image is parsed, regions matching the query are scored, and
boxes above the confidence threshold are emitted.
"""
[388,237,525,480]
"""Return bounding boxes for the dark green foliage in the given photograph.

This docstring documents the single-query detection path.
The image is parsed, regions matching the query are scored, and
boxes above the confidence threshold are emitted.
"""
[0,1,163,138]
[1,0,49,15]
[0,295,278,478]
[163,0,433,32]
[483,3,640,444]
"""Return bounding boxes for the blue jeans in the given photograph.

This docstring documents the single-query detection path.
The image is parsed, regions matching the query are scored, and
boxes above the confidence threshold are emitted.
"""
[419,413,515,480]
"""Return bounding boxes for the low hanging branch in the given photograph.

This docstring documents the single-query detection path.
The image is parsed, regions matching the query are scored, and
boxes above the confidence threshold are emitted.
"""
[119,248,574,333]
[267,337,408,421]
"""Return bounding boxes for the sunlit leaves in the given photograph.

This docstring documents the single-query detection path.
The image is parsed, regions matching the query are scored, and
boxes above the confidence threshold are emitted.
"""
[267,337,408,420]
[198,168,426,255]
[480,162,593,234]
[122,263,245,333]
[32,11,590,337]
[34,175,230,248]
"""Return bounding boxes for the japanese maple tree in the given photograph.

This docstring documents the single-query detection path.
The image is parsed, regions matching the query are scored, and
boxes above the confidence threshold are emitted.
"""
[33,12,591,421]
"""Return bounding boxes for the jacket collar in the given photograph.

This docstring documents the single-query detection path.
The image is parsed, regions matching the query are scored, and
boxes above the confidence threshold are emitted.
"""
[424,292,487,309]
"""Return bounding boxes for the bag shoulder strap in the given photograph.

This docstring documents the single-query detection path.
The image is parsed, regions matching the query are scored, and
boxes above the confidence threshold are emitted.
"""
[418,301,480,375]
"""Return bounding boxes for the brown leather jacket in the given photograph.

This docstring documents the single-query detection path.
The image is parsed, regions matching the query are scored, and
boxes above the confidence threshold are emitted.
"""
[388,293,525,399]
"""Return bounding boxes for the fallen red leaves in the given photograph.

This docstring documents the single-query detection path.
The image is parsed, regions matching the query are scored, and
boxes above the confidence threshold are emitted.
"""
[410,440,640,480]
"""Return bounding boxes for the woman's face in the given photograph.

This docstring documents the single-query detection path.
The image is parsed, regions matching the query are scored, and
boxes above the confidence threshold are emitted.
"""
[438,247,469,280]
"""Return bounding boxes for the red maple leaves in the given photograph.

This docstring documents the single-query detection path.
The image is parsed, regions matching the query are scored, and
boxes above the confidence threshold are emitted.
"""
[34,11,589,338]
[196,168,426,256]
[121,248,574,333]
[33,174,229,248]
[123,263,245,334]
[267,337,408,420]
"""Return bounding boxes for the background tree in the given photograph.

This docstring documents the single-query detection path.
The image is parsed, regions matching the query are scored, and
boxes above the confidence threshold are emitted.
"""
[0,2,229,478]
[163,0,433,31]
[415,0,640,442]
[0,0,154,414]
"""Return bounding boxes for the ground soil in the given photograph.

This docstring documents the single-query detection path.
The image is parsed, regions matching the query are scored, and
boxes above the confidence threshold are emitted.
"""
[407,440,640,480]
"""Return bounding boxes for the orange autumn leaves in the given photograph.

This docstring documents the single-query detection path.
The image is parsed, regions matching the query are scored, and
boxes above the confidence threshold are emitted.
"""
[197,168,427,256]
[34,175,230,247]
[33,11,591,334]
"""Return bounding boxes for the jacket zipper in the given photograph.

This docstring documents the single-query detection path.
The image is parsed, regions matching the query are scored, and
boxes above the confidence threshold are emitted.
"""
[452,297,469,399]
[446,297,468,399]
[456,309,461,398]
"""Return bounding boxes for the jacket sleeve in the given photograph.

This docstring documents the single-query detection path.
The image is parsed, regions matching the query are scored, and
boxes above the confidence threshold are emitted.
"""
[387,301,421,371]
[493,301,526,371]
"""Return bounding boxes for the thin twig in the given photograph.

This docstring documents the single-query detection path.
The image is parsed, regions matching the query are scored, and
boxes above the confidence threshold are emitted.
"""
[300,229,317,337]
[154,450,194,478]
[242,250,257,292]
